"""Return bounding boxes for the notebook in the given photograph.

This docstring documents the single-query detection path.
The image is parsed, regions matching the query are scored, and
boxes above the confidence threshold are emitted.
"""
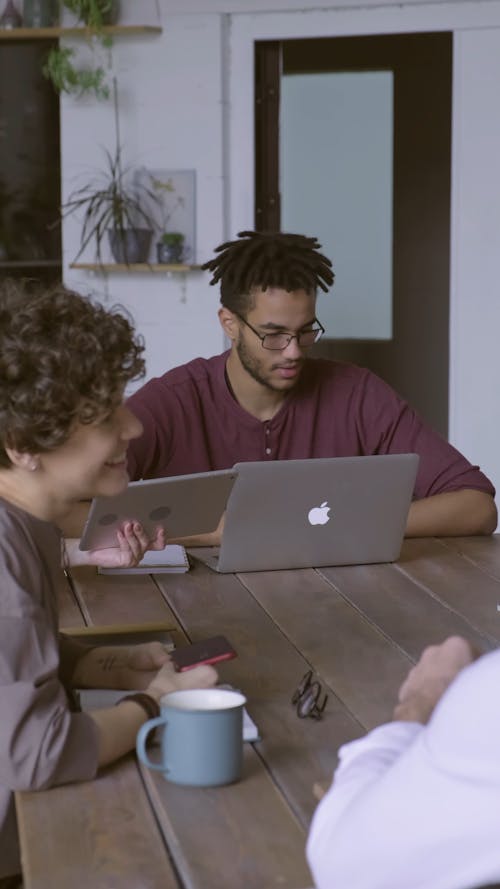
[200,454,419,573]
[79,469,237,551]
[62,622,176,650]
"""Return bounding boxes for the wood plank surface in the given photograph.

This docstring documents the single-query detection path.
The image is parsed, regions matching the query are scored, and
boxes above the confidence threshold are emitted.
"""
[140,746,313,889]
[16,758,180,889]
[317,558,495,657]
[68,566,185,638]
[234,563,414,730]
[441,534,500,579]
[21,536,500,889]
[156,557,370,827]
[395,538,500,642]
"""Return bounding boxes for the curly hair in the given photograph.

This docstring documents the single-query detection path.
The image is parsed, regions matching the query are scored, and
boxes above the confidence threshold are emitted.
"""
[0,279,145,467]
[201,230,335,314]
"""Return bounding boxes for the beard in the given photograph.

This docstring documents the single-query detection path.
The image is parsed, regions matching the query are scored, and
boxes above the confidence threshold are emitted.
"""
[236,335,303,392]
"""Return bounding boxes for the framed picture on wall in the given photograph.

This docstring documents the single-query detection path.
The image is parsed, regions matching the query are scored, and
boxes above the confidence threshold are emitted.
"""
[134,168,196,265]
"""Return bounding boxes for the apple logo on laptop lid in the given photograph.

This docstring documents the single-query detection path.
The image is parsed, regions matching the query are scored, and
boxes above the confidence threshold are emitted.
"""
[307,501,331,526]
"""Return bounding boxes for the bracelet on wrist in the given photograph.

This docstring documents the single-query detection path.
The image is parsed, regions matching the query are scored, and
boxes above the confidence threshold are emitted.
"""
[116,692,160,720]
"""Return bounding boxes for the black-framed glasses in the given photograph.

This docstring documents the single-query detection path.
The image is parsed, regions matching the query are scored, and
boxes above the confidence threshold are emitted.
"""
[234,313,325,351]
[292,670,328,720]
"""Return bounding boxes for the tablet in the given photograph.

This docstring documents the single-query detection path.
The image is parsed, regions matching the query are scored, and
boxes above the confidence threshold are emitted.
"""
[79,469,237,551]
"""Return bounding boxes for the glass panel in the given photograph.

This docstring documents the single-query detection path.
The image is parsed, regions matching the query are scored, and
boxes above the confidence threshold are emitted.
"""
[280,70,393,339]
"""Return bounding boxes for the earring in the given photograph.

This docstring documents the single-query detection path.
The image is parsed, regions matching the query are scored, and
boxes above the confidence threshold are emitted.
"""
[28,459,39,472]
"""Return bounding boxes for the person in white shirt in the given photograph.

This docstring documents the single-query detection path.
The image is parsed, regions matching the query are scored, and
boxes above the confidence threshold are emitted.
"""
[307,636,500,889]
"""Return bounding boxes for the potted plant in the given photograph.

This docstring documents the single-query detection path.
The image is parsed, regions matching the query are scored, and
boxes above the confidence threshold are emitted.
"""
[61,0,119,28]
[148,174,186,263]
[62,145,160,264]
[156,231,185,264]
[42,1,119,98]
[61,79,159,264]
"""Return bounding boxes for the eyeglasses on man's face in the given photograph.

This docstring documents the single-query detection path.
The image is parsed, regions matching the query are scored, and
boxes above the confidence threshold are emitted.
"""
[292,669,328,720]
[234,312,325,351]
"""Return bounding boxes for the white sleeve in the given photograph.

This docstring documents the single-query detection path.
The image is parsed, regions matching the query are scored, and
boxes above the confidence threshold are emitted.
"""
[306,722,422,888]
[307,650,500,889]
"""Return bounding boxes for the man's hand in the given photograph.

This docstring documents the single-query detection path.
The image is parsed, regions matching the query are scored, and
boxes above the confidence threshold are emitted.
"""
[67,522,167,569]
[393,636,478,725]
[405,489,497,537]
[168,511,225,548]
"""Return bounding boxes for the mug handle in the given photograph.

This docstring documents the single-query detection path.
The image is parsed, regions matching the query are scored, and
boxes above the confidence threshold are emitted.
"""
[136,717,167,771]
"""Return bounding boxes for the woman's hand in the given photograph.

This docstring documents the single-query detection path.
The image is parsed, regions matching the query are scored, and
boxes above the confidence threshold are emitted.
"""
[72,640,172,690]
[146,660,218,703]
[89,659,219,768]
[66,523,167,569]
[88,522,167,568]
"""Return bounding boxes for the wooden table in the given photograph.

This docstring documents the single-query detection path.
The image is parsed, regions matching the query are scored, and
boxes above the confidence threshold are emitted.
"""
[15,535,500,889]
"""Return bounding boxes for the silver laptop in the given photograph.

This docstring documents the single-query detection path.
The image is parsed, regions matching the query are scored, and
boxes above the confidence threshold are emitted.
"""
[201,454,419,573]
[79,469,237,551]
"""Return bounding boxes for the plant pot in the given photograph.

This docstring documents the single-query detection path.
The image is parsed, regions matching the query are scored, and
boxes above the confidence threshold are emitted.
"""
[156,240,185,264]
[0,0,22,27]
[108,228,152,264]
[100,0,119,25]
[23,0,58,26]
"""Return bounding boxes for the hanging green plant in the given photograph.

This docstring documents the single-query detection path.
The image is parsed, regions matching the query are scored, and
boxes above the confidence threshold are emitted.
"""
[42,1,119,98]
[42,45,109,99]
[62,0,118,31]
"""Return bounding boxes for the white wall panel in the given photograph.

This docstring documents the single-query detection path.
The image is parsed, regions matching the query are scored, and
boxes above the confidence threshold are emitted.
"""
[60,0,500,502]
[449,27,500,496]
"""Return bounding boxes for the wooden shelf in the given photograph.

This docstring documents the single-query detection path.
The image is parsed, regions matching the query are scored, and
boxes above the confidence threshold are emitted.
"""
[0,259,61,268]
[70,263,203,273]
[0,25,162,40]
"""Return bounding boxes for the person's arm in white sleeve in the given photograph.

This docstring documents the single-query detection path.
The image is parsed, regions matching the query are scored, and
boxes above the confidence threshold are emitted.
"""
[307,637,477,889]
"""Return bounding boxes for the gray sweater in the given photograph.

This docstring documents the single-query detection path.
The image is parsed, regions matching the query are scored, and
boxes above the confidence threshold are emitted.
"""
[0,500,98,878]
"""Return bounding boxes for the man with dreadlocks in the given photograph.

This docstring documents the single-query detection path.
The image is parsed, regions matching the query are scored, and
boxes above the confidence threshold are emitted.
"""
[126,230,496,539]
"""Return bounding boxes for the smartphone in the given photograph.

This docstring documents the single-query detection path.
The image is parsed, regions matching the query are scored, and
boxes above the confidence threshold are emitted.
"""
[171,635,237,672]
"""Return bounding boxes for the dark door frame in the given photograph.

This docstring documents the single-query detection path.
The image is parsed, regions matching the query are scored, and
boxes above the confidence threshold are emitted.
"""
[254,34,452,435]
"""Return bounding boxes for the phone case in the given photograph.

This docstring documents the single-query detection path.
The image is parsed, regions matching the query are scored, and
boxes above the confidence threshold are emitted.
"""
[171,635,237,672]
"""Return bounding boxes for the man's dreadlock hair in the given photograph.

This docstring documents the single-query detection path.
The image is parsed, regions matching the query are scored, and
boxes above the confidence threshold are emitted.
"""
[201,230,335,314]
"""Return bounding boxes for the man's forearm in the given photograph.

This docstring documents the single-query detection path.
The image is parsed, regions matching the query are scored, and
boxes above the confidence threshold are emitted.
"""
[406,489,497,537]
[392,695,433,724]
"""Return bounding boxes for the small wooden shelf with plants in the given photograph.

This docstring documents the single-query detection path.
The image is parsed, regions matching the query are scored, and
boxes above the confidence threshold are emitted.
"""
[0,25,162,39]
[69,263,203,273]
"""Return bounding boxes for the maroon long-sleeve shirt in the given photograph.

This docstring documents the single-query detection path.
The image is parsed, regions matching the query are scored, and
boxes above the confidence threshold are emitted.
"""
[126,353,494,500]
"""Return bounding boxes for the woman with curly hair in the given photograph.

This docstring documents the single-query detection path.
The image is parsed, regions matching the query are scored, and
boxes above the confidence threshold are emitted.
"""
[0,280,217,886]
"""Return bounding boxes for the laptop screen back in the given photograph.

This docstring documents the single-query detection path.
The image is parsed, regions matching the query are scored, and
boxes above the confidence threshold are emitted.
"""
[213,454,419,572]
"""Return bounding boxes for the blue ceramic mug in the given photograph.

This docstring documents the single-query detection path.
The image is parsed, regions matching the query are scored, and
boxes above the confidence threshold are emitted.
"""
[136,687,246,787]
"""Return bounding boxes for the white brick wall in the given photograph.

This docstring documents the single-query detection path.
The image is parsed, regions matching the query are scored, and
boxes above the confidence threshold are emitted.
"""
[60,0,500,501]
